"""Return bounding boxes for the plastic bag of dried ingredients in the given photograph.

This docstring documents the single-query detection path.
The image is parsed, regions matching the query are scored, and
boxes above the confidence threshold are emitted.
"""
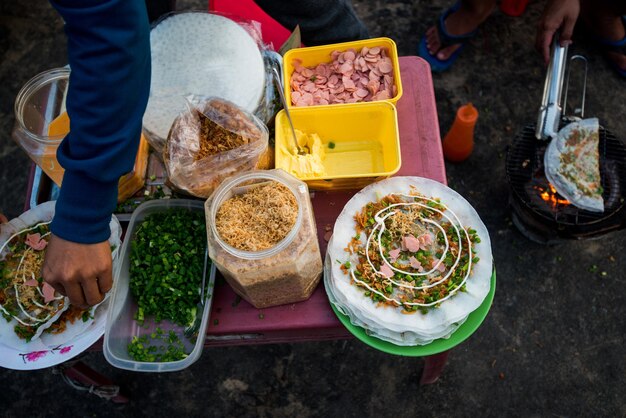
[163,96,271,198]
[143,11,275,154]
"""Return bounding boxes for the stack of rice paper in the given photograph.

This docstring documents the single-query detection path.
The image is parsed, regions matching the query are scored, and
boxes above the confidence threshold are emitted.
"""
[143,12,266,154]
[0,201,122,352]
[325,177,493,346]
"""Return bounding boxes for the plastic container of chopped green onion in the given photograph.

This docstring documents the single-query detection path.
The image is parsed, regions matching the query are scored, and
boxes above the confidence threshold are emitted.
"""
[104,199,215,372]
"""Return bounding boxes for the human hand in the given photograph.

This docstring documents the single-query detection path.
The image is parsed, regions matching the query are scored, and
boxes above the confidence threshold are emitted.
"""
[536,0,581,63]
[42,234,113,308]
[0,213,7,224]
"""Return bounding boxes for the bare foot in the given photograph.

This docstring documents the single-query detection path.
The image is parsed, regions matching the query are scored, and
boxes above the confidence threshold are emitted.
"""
[425,3,494,61]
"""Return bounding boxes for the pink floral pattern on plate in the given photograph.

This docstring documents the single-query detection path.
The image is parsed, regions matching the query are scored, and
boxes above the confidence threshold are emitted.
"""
[19,345,73,364]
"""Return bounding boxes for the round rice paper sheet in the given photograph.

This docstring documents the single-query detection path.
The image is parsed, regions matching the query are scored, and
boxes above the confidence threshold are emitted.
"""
[326,267,462,338]
[0,201,122,352]
[327,177,493,337]
[325,247,465,345]
[324,259,465,346]
[144,12,266,152]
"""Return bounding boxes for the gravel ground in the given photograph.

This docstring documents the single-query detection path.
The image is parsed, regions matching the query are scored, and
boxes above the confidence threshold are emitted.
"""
[0,1,624,417]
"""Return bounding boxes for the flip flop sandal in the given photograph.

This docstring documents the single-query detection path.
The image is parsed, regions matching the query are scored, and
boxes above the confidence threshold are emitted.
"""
[594,16,626,78]
[417,2,478,72]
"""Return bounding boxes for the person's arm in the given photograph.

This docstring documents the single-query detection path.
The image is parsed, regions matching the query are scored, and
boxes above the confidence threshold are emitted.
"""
[44,0,151,307]
[535,0,581,63]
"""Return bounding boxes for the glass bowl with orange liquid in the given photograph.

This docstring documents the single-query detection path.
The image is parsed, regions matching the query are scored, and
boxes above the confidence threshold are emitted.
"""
[13,67,149,201]
[12,67,69,186]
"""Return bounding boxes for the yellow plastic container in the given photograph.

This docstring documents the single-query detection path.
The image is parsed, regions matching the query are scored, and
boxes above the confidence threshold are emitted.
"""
[274,101,401,190]
[283,37,403,109]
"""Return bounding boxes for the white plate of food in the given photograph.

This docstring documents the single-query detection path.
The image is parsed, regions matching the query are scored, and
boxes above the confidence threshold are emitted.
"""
[325,176,493,345]
[0,201,121,370]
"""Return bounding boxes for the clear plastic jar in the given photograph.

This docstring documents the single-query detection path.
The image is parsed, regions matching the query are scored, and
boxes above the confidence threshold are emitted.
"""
[12,67,149,201]
[205,169,323,308]
[12,68,69,186]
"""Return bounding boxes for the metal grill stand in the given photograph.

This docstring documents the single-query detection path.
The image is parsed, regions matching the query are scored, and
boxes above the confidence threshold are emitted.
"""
[506,38,626,243]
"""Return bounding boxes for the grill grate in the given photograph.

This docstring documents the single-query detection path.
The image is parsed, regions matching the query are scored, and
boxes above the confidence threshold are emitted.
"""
[506,123,626,230]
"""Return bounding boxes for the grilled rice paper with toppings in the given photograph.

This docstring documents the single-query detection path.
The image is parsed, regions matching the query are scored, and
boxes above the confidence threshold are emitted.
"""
[0,201,122,350]
[544,118,604,212]
[326,177,492,345]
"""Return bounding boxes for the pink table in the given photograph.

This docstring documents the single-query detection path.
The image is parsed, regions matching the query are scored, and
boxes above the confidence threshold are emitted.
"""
[202,57,449,385]
[28,57,448,397]
[205,57,445,347]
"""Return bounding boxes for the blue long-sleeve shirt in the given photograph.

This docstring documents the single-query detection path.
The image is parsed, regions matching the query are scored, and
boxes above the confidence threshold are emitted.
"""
[49,0,151,244]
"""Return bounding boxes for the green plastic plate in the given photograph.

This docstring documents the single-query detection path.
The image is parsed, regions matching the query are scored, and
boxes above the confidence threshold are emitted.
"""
[330,268,496,357]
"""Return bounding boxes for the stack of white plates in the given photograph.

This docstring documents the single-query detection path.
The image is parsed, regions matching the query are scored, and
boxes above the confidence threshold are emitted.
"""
[324,177,493,346]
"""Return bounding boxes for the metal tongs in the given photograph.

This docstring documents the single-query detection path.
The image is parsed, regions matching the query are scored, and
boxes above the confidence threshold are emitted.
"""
[184,247,209,339]
[271,67,306,155]
[536,34,588,140]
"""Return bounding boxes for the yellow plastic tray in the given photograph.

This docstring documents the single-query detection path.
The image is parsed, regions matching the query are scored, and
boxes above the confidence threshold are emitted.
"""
[274,101,401,190]
[283,37,403,109]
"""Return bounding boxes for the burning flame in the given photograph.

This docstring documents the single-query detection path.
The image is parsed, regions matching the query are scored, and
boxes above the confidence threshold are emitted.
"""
[535,184,570,208]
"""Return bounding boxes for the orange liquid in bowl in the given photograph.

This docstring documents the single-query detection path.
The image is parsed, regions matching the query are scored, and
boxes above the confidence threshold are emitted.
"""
[44,111,149,201]
[42,111,70,186]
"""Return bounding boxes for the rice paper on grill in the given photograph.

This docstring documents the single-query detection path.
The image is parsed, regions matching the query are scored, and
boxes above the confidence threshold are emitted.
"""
[544,118,604,212]
[325,177,492,343]
[0,201,122,351]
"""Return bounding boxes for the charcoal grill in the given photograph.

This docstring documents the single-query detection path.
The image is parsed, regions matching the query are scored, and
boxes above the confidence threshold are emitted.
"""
[506,38,626,243]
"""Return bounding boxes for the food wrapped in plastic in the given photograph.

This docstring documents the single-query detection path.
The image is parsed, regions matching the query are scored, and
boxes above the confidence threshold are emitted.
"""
[143,12,267,153]
[254,50,284,126]
[163,97,271,198]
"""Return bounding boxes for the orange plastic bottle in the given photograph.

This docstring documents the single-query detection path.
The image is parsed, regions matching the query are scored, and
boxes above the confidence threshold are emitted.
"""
[442,103,478,163]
